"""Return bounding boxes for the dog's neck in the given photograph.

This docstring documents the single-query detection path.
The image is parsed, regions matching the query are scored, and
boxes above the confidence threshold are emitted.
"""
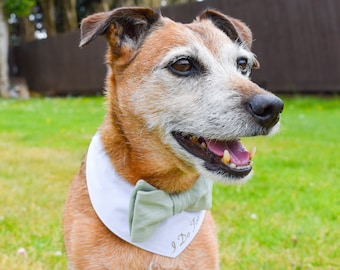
[99,103,197,194]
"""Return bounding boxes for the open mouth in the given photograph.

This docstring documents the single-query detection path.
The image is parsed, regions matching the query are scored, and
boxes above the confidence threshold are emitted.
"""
[172,131,256,178]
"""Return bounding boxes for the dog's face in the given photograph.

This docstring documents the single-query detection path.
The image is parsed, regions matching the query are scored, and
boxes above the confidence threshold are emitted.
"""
[80,8,283,185]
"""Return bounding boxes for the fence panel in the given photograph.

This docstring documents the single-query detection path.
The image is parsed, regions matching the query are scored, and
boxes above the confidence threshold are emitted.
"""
[12,31,107,95]
[10,0,340,95]
[162,0,340,93]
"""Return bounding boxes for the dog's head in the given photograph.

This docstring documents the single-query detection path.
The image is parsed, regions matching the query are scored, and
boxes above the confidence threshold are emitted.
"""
[80,8,283,187]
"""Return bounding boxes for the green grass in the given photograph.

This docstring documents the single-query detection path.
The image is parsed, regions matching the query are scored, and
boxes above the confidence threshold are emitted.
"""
[0,97,104,269]
[0,96,339,269]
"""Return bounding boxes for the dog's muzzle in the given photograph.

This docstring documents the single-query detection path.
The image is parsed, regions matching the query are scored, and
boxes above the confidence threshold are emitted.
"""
[171,94,284,180]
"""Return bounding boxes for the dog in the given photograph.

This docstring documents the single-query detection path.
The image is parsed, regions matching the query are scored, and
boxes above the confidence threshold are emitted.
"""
[63,7,283,269]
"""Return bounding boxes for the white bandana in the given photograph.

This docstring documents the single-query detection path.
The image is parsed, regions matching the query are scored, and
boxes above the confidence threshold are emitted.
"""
[86,132,206,258]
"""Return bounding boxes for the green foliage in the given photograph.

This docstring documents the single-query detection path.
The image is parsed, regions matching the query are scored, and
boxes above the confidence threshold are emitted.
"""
[3,0,36,17]
[0,96,339,269]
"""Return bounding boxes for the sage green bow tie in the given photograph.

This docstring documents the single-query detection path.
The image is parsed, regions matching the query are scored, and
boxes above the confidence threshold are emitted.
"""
[129,176,213,242]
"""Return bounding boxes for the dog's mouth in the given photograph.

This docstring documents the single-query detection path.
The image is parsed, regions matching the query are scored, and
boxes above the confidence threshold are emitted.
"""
[172,131,256,179]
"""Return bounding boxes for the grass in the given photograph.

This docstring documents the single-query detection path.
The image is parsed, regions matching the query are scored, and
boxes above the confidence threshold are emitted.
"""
[0,96,339,269]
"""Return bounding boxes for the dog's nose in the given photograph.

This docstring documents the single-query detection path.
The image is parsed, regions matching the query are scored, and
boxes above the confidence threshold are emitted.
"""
[247,94,284,128]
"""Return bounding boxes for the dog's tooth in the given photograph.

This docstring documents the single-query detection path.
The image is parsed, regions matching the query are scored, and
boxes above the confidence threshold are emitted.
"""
[200,142,207,149]
[190,136,199,144]
[229,163,236,168]
[222,150,231,164]
[249,146,256,160]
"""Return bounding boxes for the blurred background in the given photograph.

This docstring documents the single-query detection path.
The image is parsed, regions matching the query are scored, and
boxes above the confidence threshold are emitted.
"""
[0,0,339,97]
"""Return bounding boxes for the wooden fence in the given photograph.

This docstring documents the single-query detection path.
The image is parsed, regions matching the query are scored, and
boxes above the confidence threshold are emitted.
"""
[9,31,107,95]
[9,0,340,95]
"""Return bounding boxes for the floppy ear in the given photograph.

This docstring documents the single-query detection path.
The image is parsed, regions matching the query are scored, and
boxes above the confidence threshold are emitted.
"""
[79,7,160,50]
[198,9,259,68]
[198,9,253,50]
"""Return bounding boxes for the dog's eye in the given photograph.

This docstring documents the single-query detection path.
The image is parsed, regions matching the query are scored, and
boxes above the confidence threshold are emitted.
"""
[168,58,199,76]
[237,57,250,75]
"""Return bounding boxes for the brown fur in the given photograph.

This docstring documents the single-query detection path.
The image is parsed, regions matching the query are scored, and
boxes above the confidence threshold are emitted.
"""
[63,7,280,269]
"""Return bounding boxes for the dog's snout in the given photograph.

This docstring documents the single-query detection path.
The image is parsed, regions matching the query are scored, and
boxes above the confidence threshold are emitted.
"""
[247,94,284,128]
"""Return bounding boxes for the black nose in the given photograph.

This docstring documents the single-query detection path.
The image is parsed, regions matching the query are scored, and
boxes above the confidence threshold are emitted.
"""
[247,94,284,128]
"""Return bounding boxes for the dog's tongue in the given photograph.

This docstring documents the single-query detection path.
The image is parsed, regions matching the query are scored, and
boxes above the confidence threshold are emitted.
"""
[206,139,250,166]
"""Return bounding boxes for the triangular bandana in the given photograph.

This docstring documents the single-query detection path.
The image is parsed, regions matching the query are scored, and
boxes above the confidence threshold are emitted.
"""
[86,132,206,258]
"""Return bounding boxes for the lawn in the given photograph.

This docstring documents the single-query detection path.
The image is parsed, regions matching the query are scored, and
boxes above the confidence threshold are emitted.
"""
[0,96,339,269]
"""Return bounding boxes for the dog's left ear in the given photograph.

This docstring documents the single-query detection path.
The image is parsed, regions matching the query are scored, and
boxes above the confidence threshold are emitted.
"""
[197,9,252,48]
[198,9,259,68]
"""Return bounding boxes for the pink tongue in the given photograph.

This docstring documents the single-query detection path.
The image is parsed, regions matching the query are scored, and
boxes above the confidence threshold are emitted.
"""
[206,139,250,166]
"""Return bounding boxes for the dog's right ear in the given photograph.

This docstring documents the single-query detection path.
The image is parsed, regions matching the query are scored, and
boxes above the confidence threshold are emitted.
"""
[79,7,160,50]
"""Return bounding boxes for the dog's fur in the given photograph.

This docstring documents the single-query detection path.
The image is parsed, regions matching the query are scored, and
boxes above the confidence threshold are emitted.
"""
[63,7,283,269]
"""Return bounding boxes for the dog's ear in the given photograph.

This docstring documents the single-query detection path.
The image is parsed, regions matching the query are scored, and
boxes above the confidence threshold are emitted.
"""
[197,9,254,50]
[198,9,259,69]
[79,7,160,49]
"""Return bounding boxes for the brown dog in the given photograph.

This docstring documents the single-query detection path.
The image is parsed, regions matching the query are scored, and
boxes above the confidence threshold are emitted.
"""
[63,7,283,269]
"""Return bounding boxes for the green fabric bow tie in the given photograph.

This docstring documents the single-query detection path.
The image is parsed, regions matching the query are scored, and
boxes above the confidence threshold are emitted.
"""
[129,176,213,242]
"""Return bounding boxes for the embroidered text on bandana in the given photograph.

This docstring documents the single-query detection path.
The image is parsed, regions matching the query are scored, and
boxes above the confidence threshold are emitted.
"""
[86,132,207,258]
